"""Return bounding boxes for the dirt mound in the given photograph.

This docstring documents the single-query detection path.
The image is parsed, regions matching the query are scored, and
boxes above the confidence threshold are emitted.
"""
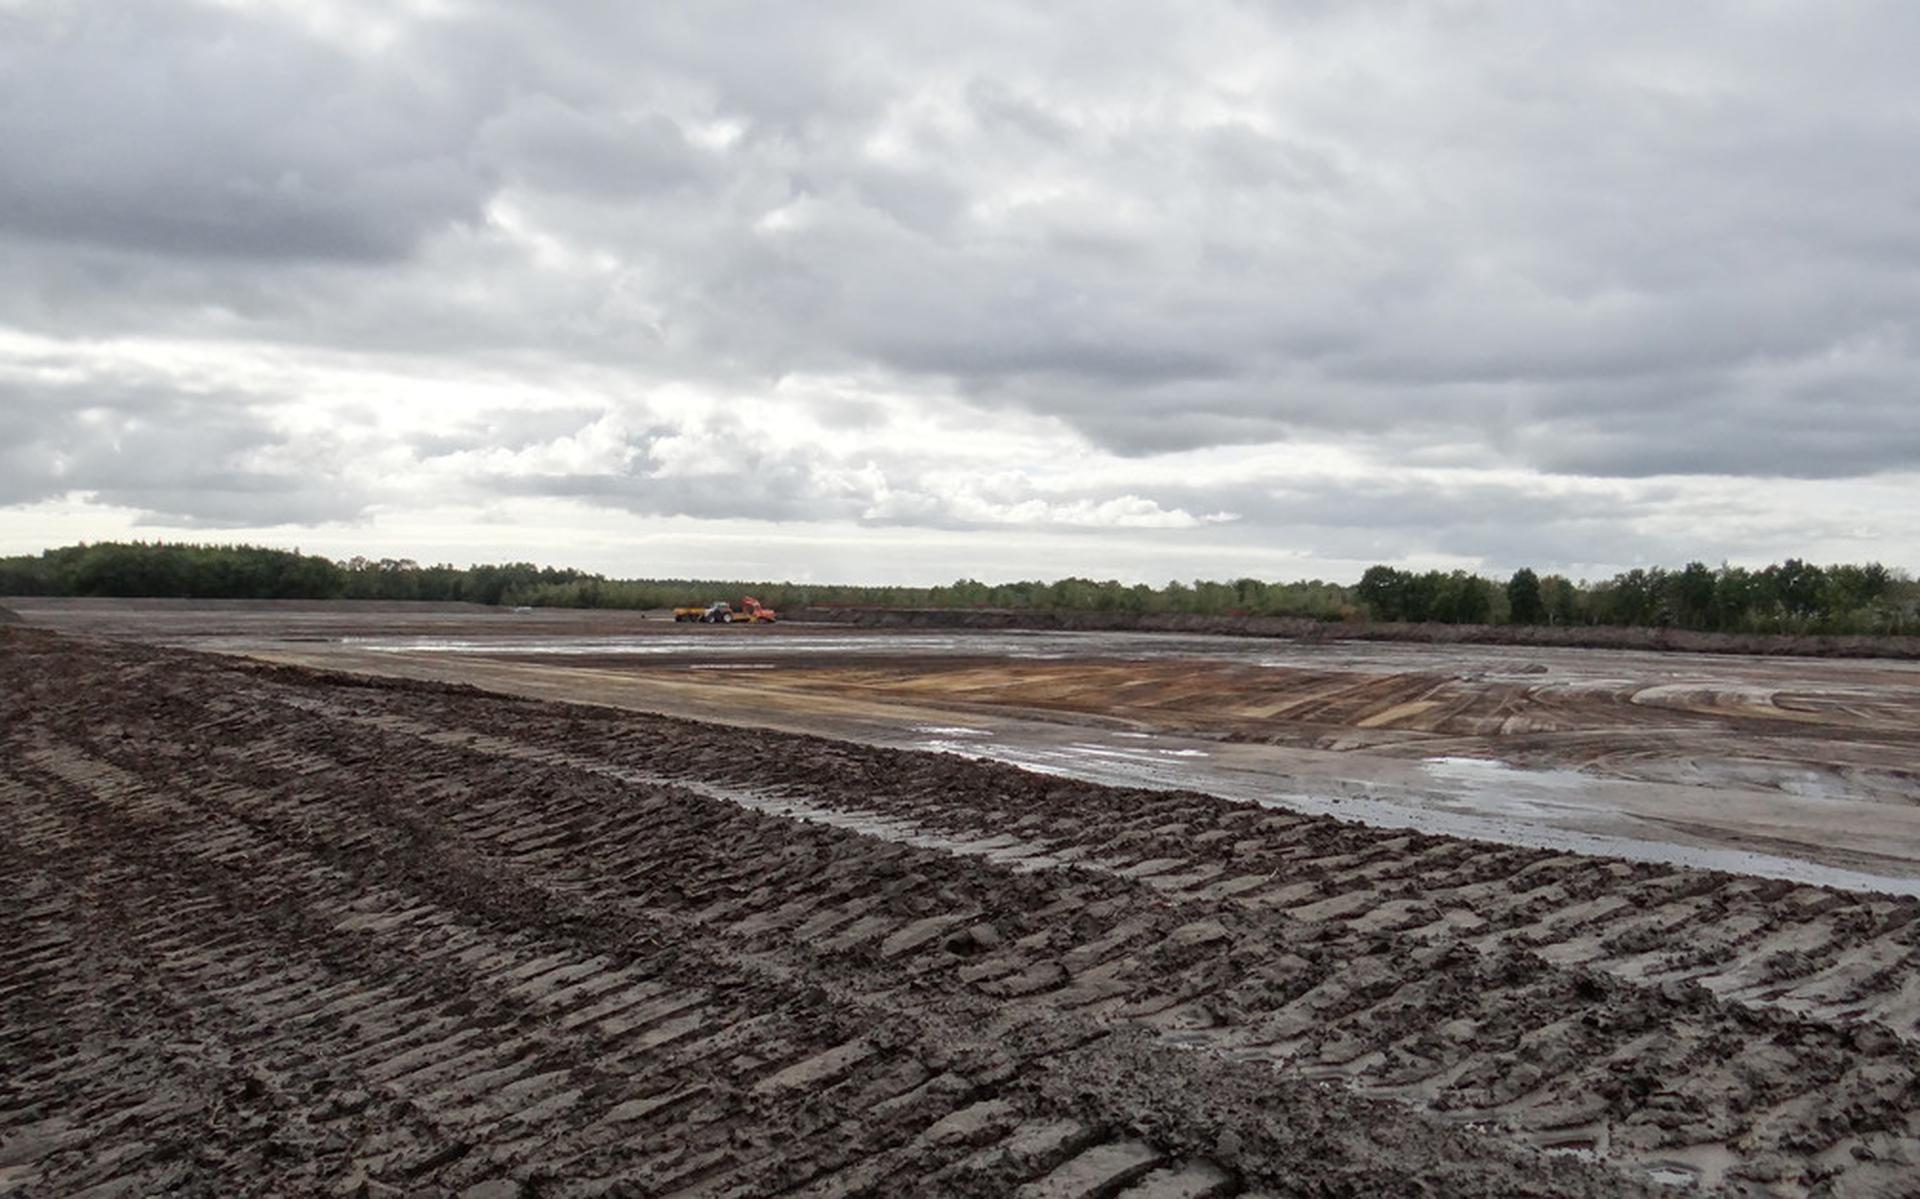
[4,628,1919,1194]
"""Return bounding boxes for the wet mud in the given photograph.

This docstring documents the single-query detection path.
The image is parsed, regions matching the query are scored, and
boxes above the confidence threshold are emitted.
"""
[117,607,1920,889]
[789,604,1920,662]
[6,628,1920,1195]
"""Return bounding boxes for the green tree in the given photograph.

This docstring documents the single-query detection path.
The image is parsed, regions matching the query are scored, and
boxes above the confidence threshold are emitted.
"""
[1667,562,1717,630]
[1539,575,1580,625]
[1356,566,1407,621]
[1708,566,1750,630]
[1828,562,1890,613]
[1763,558,1828,624]
[1436,571,1492,624]
[1506,568,1544,624]
[1402,571,1442,623]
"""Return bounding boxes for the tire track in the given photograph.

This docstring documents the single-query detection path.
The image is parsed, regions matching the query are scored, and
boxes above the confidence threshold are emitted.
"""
[307,688,1920,1048]
[4,629,1654,1196]
[252,673,1920,1193]
[11,630,1920,1192]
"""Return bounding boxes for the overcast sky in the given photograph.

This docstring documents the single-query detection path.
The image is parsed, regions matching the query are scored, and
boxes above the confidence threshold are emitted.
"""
[3,1,1916,584]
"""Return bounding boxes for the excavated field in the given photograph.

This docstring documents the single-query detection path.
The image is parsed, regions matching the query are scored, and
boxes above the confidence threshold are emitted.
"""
[21,596,1912,886]
[7,627,1920,1196]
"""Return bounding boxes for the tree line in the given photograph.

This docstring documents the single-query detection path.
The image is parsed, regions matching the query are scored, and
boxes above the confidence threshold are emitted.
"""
[0,543,593,606]
[2,541,1914,635]
[1359,560,1914,635]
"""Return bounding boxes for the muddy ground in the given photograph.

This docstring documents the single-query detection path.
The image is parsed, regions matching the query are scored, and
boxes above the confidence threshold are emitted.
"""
[13,598,1920,891]
[790,605,1920,662]
[6,626,1920,1195]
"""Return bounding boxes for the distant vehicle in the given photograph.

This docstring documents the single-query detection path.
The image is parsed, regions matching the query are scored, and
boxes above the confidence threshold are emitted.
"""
[670,598,778,624]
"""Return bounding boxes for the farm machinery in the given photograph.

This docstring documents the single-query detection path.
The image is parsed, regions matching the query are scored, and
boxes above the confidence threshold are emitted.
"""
[672,597,778,624]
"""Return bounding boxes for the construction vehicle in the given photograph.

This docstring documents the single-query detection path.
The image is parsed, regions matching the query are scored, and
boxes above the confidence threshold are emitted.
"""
[673,601,735,623]
[670,597,779,624]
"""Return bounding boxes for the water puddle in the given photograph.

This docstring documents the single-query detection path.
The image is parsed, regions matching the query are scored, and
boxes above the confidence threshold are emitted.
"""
[1644,1164,1697,1187]
[907,731,1920,898]
[337,629,1242,661]
[1420,756,1591,792]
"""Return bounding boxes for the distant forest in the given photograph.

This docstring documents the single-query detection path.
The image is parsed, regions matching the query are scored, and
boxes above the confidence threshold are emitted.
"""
[3,540,1916,635]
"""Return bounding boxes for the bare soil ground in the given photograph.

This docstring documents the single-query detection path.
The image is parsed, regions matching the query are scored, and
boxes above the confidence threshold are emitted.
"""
[7,626,1920,1195]
[17,597,1916,888]
[792,605,1920,662]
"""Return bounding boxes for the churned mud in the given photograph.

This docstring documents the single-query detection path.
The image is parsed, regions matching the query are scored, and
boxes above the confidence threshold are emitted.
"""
[19,597,1915,889]
[788,604,1920,662]
[6,626,1920,1195]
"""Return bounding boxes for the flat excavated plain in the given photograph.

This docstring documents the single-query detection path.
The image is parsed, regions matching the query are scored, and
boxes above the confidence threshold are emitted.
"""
[6,625,1920,1195]
[15,596,1920,890]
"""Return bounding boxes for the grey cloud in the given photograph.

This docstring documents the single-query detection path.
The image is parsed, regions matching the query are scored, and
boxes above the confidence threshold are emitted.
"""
[1529,411,1920,481]
[1199,125,1348,194]
[116,483,367,531]
[489,448,863,525]
[507,472,861,525]
[1048,409,1295,458]
[1147,477,1711,576]
[3,0,1920,575]
[809,397,891,431]
[476,98,710,198]
[880,331,1232,387]
[0,374,370,526]
[847,167,971,238]
[448,416,1633,557]
[464,422,1202,531]
[408,406,612,458]
[0,5,492,262]
[965,78,1076,145]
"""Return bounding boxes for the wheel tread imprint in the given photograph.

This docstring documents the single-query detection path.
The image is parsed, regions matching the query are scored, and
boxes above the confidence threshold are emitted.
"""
[5,628,1913,1194]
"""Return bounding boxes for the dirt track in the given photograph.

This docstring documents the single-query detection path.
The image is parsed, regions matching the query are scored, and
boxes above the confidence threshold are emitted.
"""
[7,627,1920,1195]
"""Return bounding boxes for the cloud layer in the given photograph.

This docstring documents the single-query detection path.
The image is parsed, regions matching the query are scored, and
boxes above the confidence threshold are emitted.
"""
[2,1,1916,579]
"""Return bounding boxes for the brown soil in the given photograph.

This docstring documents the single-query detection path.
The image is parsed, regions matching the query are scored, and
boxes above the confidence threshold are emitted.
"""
[15,598,1920,884]
[567,651,1920,776]
[792,605,1920,661]
[6,626,1920,1195]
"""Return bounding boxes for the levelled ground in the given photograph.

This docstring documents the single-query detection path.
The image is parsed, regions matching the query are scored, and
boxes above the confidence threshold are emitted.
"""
[5,627,1920,1196]
[14,598,1919,888]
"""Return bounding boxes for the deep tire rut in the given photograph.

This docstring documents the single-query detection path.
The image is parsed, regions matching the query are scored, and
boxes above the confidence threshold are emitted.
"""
[4,629,1918,1196]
